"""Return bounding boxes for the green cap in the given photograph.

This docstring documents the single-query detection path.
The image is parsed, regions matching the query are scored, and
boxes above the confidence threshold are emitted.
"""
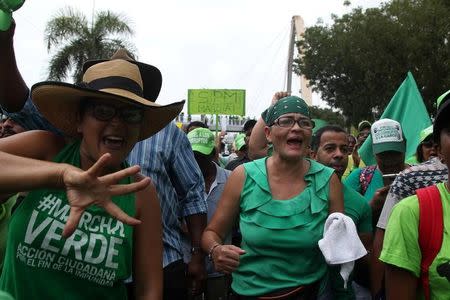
[187,128,215,155]
[358,120,371,132]
[234,133,246,151]
[436,90,450,109]
[371,119,405,155]
[419,125,433,143]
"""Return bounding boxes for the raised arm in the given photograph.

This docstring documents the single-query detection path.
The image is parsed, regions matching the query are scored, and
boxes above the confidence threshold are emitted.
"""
[248,91,290,160]
[248,117,270,160]
[0,131,150,237]
[0,148,149,235]
[0,21,29,112]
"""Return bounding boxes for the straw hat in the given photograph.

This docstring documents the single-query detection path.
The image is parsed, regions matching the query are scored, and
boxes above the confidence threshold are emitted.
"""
[31,54,184,141]
[82,49,163,102]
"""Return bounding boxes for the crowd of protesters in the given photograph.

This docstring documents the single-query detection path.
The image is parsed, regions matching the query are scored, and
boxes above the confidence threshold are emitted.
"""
[0,17,449,300]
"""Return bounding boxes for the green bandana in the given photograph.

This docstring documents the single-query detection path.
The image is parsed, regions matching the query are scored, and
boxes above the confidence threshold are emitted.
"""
[263,96,310,125]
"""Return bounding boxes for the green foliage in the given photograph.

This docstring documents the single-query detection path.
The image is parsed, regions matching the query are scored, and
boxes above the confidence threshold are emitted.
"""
[295,0,450,127]
[45,7,136,83]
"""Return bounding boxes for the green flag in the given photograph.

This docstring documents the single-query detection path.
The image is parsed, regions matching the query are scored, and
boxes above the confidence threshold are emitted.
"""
[358,72,432,165]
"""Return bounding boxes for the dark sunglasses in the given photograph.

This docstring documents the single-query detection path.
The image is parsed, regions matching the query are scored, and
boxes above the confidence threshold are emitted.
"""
[86,103,144,124]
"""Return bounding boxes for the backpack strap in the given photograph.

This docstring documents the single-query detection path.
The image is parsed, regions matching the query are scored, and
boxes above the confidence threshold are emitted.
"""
[417,185,443,300]
[359,165,377,195]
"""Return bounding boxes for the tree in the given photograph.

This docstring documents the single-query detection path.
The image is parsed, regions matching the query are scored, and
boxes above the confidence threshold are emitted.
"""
[45,7,135,83]
[310,105,346,128]
[295,0,450,127]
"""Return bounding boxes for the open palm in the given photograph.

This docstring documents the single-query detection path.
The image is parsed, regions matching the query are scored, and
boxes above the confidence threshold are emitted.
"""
[62,153,150,237]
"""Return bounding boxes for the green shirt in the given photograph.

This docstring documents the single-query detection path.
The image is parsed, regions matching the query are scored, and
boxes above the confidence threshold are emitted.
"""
[328,184,372,299]
[232,158,334,296]
[0,291,13,300]
[380,182,450,299]
[343,184,372,234]
[344,166,383,201]
[0,142,135,300]
[0,195,17,272]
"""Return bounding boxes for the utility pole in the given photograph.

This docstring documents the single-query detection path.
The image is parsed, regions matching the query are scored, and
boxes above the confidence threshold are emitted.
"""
[286,17,295,95]
[286,15,313,106]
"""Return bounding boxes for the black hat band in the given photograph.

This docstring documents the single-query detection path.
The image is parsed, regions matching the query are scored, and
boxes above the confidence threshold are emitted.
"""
[86,76,144,97]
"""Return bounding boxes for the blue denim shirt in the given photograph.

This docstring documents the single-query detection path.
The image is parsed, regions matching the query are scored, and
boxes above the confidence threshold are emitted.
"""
[182,164,231,277]
[128,122,207,267]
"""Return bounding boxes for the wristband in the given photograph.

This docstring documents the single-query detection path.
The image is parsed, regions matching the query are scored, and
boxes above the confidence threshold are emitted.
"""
[208,244,221,261]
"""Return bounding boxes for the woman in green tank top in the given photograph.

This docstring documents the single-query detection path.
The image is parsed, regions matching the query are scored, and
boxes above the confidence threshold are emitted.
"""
[0,54,184,299]
[201,94,344,299]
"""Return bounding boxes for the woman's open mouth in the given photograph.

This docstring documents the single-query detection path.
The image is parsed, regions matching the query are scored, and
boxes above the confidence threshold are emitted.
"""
[103,135,125,150]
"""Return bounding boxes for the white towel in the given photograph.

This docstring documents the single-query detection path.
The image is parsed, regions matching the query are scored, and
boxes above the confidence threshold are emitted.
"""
[318,212,367,288]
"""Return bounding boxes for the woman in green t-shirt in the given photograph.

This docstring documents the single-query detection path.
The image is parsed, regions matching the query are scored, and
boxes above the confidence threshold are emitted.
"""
[201,95,344,299]
[0,55,184,299]
[380,92,450,299]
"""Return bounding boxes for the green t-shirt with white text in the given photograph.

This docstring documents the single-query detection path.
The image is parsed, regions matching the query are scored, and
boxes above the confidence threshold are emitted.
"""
[0,142,135,300]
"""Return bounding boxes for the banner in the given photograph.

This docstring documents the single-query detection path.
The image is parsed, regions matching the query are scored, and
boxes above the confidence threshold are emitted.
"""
[358,72,432,165]
[188,89,245,116]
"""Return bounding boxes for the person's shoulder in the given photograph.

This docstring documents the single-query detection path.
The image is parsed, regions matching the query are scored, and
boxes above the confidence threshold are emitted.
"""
[347,166,364,177]
[343,166,365,189]
[391,158,448,196]
[240,157,264,174]
[227,164,246,186]
[393,194,419,214]
[403,157,447,174]
[139,122,188,151]
[145,122,181,139]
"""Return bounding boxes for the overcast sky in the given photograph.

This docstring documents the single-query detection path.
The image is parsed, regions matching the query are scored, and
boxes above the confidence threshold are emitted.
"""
[12,0,381,118]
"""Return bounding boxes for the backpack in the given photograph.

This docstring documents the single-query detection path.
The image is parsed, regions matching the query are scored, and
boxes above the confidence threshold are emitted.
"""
[417,185,444,300]
[359,165,377,195]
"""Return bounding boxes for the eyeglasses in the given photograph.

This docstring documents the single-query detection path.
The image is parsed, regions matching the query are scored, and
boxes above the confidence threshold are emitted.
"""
[86,103,144,124]
[273,116,315,129]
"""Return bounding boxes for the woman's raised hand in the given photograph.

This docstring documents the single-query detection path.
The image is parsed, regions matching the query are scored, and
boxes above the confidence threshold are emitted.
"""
[271,91,290,105]
[61,153,151,237]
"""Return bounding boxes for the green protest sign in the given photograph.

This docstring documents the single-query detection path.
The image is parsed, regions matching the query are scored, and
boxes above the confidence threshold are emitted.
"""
[188,89,246,116]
